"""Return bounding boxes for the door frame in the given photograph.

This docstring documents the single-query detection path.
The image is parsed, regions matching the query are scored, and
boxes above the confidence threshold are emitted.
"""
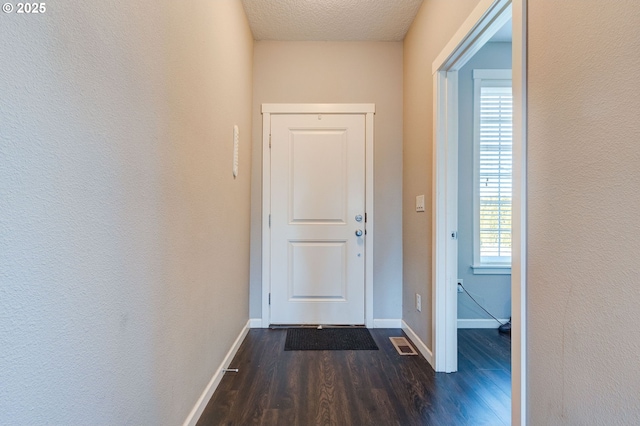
[261,103,375,328]
[431,0,527,424]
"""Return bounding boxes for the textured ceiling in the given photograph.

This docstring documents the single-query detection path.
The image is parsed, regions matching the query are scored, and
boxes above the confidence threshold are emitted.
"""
[241,0,424,41]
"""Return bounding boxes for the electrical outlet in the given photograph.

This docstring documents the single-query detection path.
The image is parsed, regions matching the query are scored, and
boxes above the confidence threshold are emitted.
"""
[416,293,422,312]
[457,279,464,293]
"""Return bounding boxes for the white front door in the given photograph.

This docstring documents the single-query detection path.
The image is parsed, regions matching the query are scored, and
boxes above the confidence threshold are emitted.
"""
[270,113,366,325]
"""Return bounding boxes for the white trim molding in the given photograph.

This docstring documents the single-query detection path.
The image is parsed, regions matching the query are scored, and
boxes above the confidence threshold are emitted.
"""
[183,320,250,426]
[432,0,512,74]
[373,319,402,328]
[261,109,271,329]
[457,318,510,329]
[262,103,375,114]
[261,104,375,329]
[432,69,459,373]
[472,264,511,275]
[401,321,434,368]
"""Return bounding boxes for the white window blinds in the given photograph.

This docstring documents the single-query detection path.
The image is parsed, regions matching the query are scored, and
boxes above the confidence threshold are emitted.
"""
[478,84,512,263]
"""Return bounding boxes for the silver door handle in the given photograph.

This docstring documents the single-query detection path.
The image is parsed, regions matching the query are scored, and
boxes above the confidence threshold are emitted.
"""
[355,229,363,237]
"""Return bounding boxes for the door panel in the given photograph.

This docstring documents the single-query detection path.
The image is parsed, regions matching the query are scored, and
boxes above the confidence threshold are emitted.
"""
[270,114,365,325]
[289,241,347,300]
[290,130,347,223]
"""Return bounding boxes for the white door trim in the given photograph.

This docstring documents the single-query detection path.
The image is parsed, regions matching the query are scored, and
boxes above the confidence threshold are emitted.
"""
[432,69,460,374]
[261,103,375,329]
[431,0,527,425]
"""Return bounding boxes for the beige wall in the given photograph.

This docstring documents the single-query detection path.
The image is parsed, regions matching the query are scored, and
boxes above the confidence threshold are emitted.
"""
[402,0,482,346]
[250,41,403,320]
[528,1,640,423]
[0,1,252,424]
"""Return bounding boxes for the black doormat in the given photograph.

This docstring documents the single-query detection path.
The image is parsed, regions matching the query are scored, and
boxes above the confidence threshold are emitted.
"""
[284,328,379,351]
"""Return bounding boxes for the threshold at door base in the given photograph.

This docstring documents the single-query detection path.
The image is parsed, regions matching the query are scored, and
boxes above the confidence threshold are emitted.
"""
[269,324,366,329]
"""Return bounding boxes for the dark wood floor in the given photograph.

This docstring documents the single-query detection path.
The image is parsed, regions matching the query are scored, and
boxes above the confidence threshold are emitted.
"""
[197,328,511,426]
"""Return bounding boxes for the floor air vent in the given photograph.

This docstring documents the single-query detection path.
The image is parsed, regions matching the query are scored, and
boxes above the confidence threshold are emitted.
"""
[389,337,418,356]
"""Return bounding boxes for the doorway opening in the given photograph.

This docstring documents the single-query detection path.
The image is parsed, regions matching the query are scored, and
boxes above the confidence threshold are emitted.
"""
[431,0,527,424]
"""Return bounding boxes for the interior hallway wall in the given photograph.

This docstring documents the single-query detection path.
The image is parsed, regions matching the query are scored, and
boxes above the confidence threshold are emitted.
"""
[402,0,482,347]
[0,1,253,424]
[457,42,512,322]
[250,41,403,321]
[528,1,640,423]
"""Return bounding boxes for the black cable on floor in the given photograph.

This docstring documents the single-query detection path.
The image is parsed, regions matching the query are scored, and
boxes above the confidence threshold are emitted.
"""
[459,283,506,326]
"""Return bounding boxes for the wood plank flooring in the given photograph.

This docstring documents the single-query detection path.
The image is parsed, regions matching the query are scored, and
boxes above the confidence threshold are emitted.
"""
[197,328,511,426]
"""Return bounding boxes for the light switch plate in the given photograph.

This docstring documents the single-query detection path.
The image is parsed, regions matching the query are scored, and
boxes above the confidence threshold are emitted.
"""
[416,195,425,212]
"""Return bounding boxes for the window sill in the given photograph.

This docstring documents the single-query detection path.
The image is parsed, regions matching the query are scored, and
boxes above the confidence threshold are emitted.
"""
[471,264,511,275]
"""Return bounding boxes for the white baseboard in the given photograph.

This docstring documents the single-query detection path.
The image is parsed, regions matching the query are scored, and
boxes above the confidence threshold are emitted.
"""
[373,318,402,328]
[249,318,263,328]
[183,319,250,426]
[457,318,509,329]
[401,320,434,368]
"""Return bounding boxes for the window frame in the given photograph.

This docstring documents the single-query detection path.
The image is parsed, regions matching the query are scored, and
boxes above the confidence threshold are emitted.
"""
[472,69,512,275]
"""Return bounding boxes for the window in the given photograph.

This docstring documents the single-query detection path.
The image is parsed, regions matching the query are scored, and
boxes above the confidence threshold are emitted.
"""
[473,69,512,274]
